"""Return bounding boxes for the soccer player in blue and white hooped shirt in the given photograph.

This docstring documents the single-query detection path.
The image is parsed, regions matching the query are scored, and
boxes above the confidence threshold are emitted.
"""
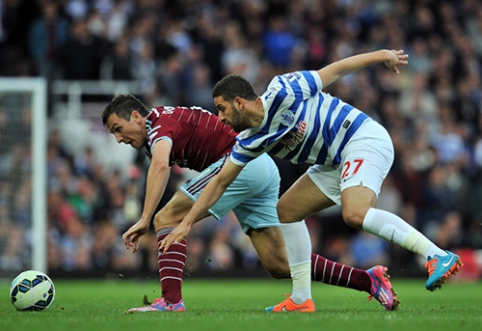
[160,49,463,312]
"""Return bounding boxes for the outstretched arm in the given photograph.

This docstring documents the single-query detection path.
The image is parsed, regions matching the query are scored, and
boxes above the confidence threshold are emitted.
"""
[317,49,408,88]
[159,158,243,252]
[122,140,172,253]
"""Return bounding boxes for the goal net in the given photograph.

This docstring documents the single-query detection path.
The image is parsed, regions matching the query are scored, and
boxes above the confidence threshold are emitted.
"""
[0,78,47,279]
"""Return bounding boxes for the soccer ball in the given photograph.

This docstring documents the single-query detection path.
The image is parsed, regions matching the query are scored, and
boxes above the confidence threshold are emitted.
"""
[10,270,55,311]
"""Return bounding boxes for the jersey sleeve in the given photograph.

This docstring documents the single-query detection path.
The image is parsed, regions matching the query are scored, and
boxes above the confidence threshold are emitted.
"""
[229,141,263,167]
[261,70,323,120]
[276,70,323,98]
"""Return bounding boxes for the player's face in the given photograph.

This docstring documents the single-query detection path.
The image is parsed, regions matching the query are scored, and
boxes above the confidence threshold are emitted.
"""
[106,112,146,149]
[214,96,251,132]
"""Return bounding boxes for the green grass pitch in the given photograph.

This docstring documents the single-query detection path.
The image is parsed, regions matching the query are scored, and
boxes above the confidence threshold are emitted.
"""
[1,277,481,331]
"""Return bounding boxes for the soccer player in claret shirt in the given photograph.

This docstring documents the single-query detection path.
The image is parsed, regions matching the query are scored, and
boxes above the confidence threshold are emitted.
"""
[101,94,399,313]
[160,49,463,312]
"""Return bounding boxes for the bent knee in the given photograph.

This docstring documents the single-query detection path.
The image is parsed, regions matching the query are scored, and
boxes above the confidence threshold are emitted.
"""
[153,211,181,231]
[342,209,366,229]
[276,203,296,224]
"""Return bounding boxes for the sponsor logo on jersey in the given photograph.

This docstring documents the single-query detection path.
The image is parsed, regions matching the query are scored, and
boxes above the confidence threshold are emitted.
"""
[280,121,307,151]
[283,72,301,82]
[280,110,295,126]
[161,107,174,115]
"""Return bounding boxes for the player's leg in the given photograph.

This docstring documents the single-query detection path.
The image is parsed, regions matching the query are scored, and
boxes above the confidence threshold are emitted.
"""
[277,173,336,225]
[141,155,245,312]
[129,153,267,313]
[249,226,399,310]
[271,172,333,311]
[274,173,399,310]
[248,226,289,279]
[128,190,207,313]
[339,121,462,291]
[247,225,313,312]
[312,253,399,310]
[237,155,398,311]
[343,185,462,291]
[233,154,318,311]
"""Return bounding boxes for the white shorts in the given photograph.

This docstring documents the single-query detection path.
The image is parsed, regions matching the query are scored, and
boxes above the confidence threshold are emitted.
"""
[307,120,394,205]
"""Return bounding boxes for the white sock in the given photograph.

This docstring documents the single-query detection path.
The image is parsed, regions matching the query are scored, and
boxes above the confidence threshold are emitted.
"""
[280,220,312,304]
[362,208,446,260]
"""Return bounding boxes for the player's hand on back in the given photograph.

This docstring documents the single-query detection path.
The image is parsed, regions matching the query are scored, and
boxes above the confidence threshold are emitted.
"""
[383,49,409,74]
[122,219,150,253]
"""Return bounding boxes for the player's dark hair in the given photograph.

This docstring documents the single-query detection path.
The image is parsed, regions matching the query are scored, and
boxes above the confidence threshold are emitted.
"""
[101,94,149,126]
[212,74,258,102]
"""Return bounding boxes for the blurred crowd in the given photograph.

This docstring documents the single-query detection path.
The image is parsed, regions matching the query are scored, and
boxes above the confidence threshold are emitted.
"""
[1,0,482,279]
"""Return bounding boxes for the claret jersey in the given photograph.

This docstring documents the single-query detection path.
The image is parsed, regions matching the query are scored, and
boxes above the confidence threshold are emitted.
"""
[144,106,236,172]
[230,70,371,167]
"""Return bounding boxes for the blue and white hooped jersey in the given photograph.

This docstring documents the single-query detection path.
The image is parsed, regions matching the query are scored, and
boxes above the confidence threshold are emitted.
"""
[230,70,371,167]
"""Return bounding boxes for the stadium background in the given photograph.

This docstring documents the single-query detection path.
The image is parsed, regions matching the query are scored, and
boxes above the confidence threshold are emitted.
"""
[0,0,481,282]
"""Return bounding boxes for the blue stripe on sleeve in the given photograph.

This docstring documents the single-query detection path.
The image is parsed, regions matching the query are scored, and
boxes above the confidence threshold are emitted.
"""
[301,71,319,95]
[235,134,265,154]
[288,78,302,111]
[231,146,255,164]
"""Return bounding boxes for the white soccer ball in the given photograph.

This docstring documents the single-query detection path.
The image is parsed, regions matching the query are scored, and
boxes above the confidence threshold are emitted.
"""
[10,270,55,311]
